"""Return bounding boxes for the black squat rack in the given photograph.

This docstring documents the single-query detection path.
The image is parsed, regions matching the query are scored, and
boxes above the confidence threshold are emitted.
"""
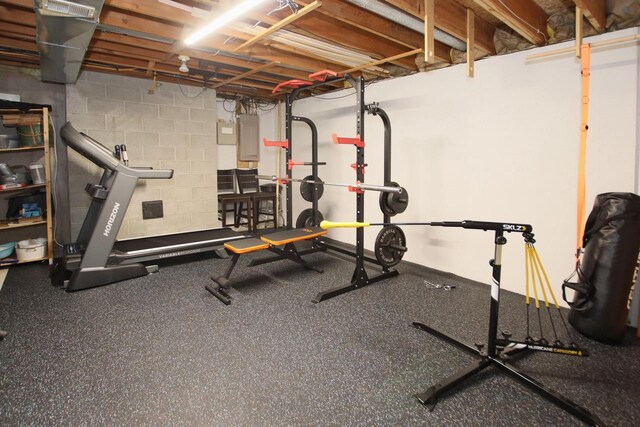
[268,70,409,303]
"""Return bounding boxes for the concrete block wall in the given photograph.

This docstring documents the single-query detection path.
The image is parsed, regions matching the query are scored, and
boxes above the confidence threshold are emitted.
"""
[66,71,218,239]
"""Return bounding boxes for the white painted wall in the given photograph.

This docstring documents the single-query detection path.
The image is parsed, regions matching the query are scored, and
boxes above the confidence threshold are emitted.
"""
[260,27,639,305]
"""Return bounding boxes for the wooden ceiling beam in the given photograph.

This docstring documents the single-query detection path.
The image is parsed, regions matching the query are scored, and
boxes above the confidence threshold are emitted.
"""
[100,6,352,74]
[83,52,276,92]
[86,48,284,88]
[105,0,195,26]
[342,48,423,74]
[80,65,276,98]
[212,61,279,89]
[93,32,312,81]
[424,0,435,63]
[0,0,32,8]
[0,58,39,69]
[382,0,496,54]
[0,35,37,51]
[290,1,452,64]
[472,0,548,45]
[235,0,322,52]
[308,0,421,50]
[1,22,35,38]
[265,12,420,69]
[104,0,406,72]
[0,5,36,27]
[245,5,430,66]
[573,0,606,32]
[90,39,169,62]
[86,49,275,89]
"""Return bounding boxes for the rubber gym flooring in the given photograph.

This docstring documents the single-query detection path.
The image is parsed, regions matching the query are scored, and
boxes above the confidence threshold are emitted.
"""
[1,246,639,426]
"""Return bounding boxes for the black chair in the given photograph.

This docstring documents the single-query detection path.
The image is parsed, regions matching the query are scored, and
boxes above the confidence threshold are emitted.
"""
[235,168,276,231]
[217,169,250,227]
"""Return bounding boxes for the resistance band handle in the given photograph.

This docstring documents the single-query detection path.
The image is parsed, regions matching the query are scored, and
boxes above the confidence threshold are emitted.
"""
[320,220,370,229]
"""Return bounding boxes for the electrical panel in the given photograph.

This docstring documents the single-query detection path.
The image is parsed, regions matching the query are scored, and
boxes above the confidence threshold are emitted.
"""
[217,119,236,145]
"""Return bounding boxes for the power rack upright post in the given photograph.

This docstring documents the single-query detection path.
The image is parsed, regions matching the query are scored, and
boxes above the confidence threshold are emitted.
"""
[271,70,407,303]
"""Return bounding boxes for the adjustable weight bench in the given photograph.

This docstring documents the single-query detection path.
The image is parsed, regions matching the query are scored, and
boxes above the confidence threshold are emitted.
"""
[205,227,328,304]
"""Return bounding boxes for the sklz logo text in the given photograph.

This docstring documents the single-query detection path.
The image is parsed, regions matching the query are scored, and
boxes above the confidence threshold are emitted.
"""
[103,202,121,237]
[503,224,527,232]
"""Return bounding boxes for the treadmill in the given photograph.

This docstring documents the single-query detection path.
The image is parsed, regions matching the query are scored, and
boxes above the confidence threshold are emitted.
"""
[55,122,250,292]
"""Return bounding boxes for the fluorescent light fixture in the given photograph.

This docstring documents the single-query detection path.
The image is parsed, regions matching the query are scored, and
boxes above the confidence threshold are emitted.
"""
[184,0,270,45]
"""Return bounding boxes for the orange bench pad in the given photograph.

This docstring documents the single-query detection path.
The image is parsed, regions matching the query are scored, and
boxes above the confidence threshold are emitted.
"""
[260,227,327,246]
[224,238,269,254]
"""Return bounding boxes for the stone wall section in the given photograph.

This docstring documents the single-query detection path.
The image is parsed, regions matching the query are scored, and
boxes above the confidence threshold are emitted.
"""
[66,72,218,239]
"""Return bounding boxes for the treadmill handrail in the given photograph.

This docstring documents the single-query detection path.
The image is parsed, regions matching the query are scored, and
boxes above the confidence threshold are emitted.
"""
[61,122,174,180]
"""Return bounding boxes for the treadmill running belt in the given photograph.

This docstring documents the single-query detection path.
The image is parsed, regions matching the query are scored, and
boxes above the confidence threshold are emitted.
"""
[113,228,245,254]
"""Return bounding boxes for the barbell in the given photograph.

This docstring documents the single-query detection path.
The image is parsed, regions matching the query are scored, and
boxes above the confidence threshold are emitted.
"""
[320,220,534,232]
[257,175,403,194]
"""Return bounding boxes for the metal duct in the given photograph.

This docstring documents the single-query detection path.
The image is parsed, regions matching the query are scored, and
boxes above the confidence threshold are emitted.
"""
[344,0,467,51]
[35,0,104,83]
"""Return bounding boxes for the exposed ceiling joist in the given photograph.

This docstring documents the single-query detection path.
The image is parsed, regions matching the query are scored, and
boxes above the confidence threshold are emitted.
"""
[212,61,279,89]
[472,0,549,45]
[0,0,632,99]
[573,0,606,32]
[102,2,366,74]
[93,31,312,81]
[342,48,423,74]
[0,5,36,27]
[383,0,496,54]
[234,0,322,52]
[311,0,422,50]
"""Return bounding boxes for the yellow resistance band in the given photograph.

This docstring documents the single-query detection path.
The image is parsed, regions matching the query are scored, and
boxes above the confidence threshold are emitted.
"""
[577,43,591,263]
[527,245,541,309]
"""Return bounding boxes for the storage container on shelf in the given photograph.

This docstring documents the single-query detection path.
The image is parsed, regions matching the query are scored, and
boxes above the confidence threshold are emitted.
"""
[29,163,45,184]
[16,238,46,261]
[0,242,16,259]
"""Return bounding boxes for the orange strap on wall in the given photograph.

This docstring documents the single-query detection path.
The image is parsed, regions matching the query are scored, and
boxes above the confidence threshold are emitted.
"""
[576,43,591,263]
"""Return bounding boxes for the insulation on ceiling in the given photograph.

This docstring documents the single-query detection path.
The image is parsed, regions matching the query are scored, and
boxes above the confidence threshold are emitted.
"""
[606,0,640,30]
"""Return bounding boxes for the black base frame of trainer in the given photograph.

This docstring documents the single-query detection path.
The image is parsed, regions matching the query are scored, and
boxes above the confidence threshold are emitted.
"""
[411,220,604,426]
[281,74,400,303]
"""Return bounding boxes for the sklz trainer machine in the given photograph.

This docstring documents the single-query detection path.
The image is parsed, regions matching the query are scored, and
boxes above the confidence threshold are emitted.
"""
[321,219,600,426]
[53,122,250,292]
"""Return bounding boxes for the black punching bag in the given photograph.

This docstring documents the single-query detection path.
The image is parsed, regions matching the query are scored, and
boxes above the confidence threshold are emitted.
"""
[564,192,640,343]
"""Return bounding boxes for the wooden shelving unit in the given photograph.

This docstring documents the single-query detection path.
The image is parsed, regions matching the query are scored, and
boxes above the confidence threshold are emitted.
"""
[0,102,54,266]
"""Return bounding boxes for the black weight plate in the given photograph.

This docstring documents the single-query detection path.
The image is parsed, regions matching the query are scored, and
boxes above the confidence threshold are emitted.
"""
[296,208,325,228]
[379,181,396,216]
[379,182,409,217]
[300,175,324,202]
[375,225,407,268]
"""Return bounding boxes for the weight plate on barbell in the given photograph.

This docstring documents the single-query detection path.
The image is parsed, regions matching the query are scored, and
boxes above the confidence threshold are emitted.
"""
[379,182,409,217]
[296,208,325,228]
[374,225,407,268]
[300,175,324,202]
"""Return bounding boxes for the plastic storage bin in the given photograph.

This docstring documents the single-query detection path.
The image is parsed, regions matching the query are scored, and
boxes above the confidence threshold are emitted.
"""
[16,238,46,261]
[0,242,16,259]
[29,163,45,184]
[16,124,45,146]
